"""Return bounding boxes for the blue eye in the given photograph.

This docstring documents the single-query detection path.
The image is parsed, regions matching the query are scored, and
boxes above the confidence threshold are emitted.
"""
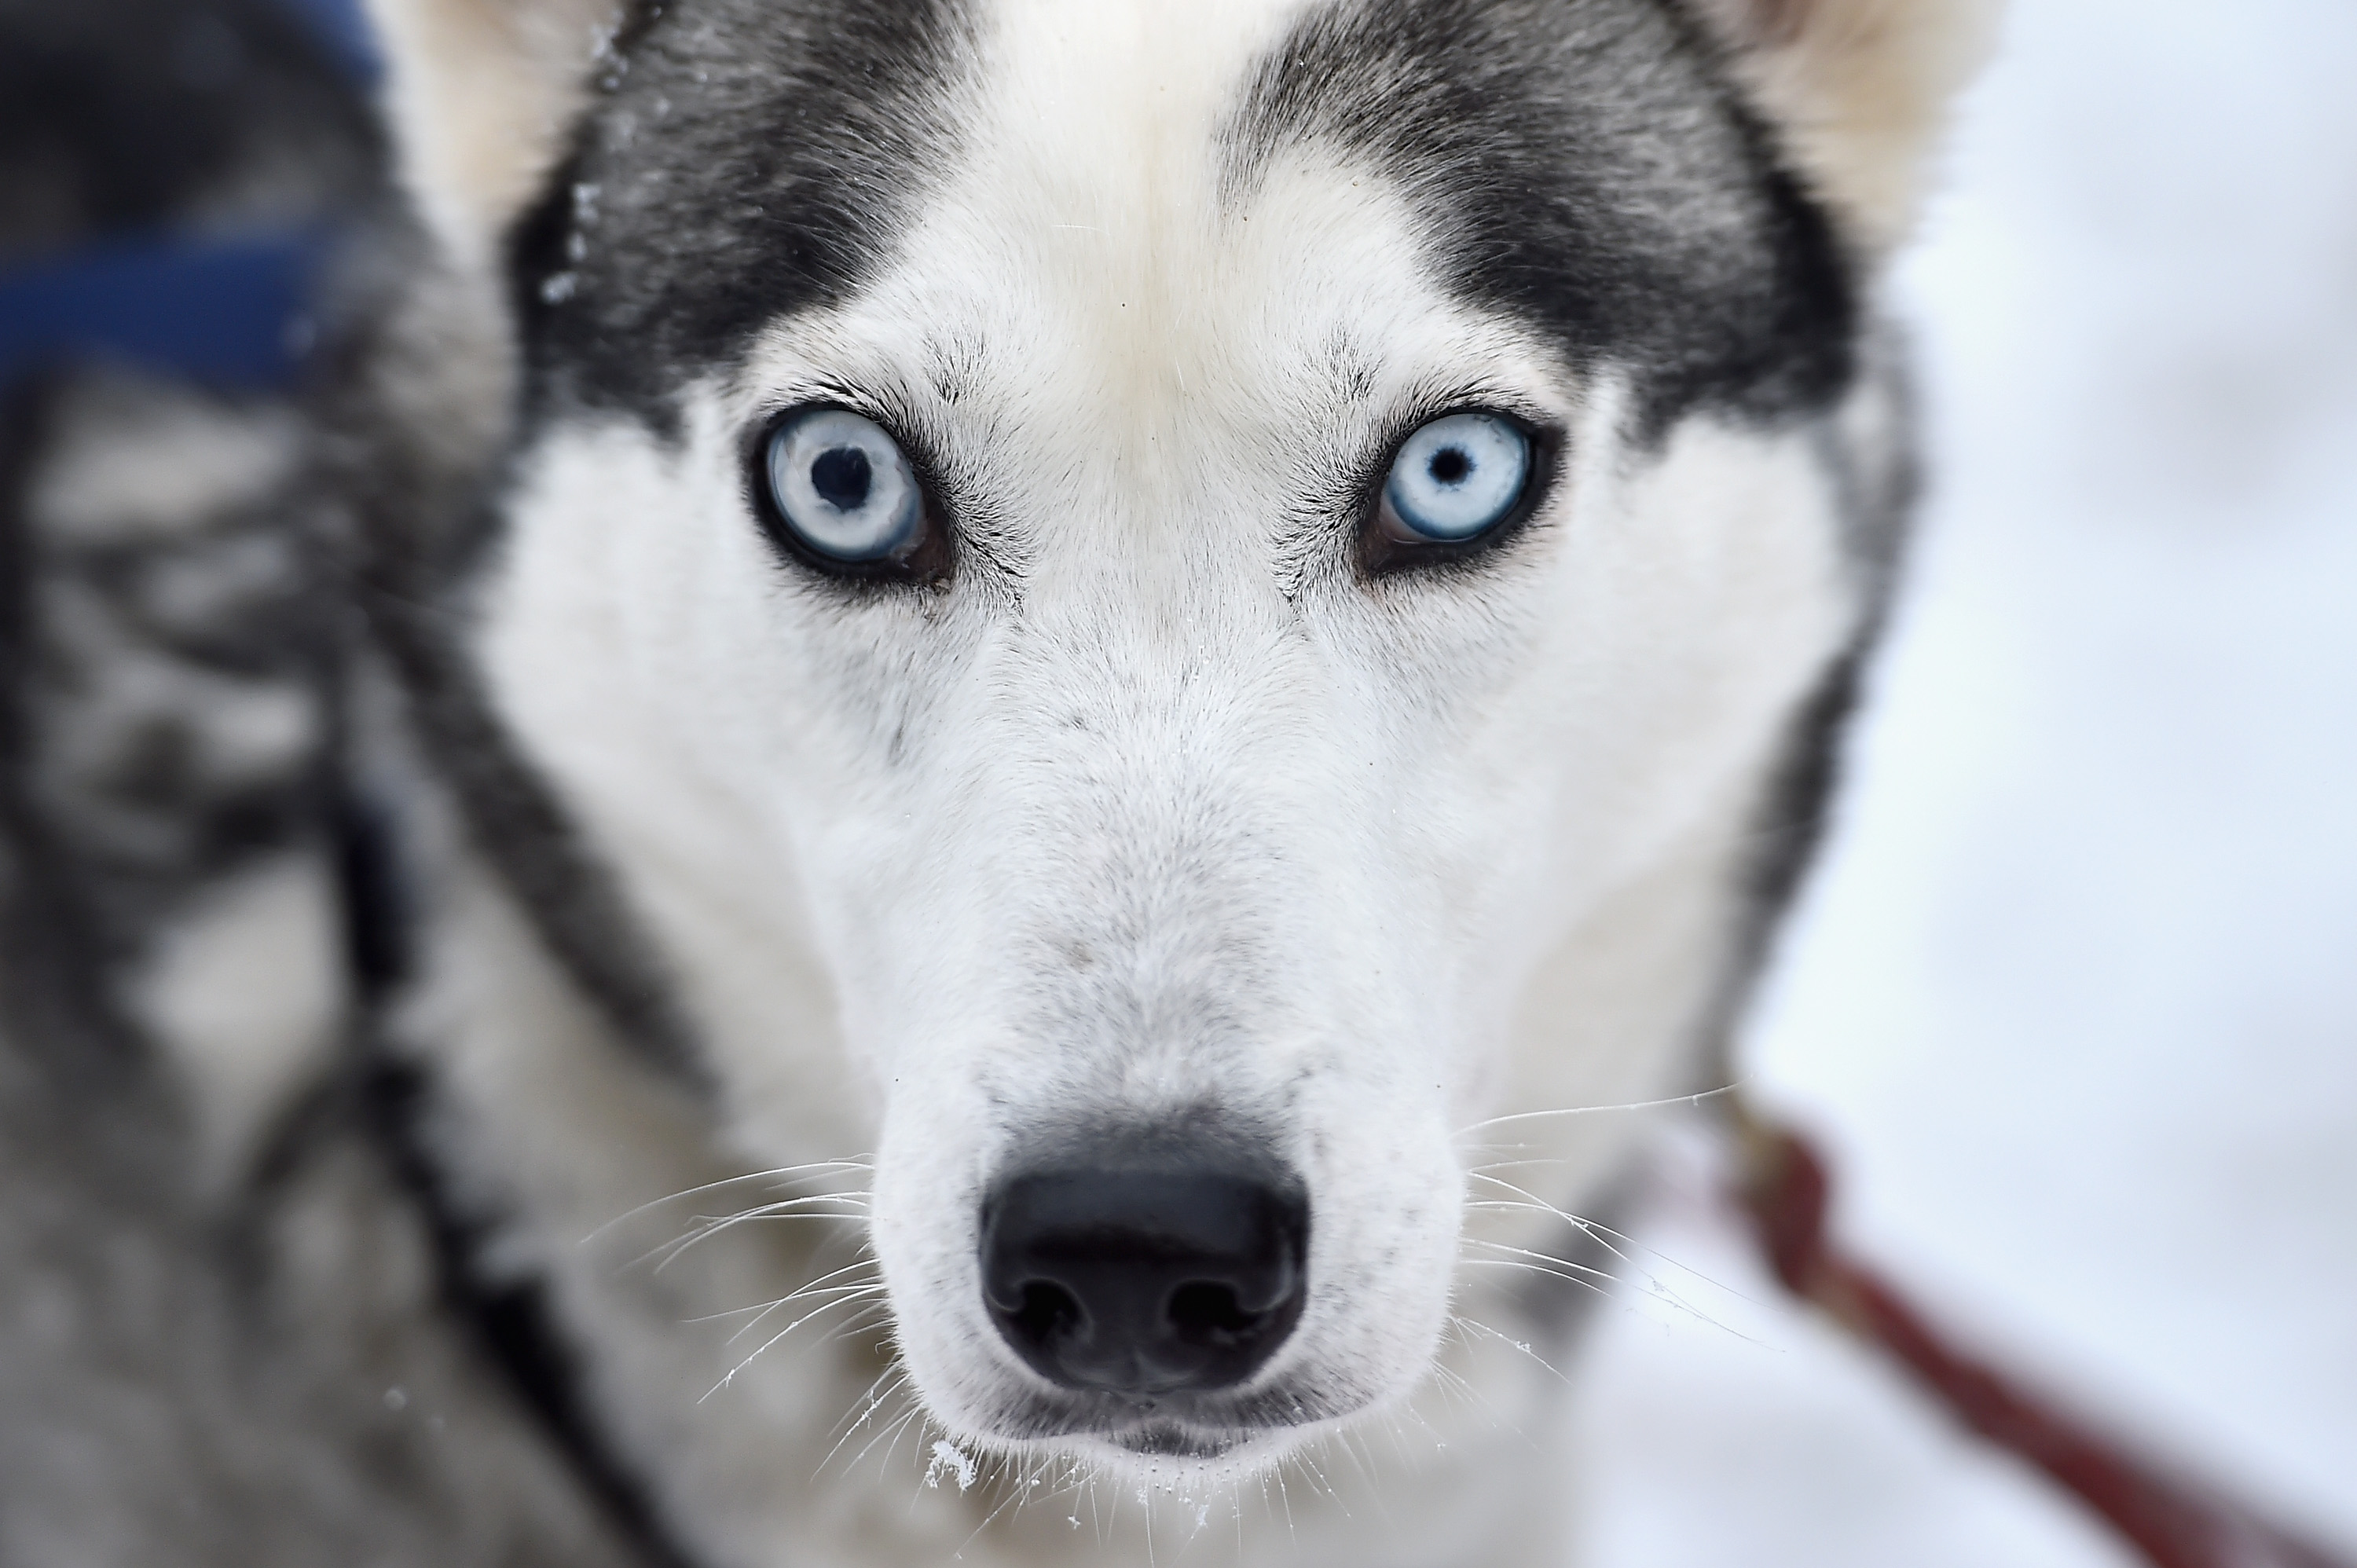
[1380,412,1532,544]
[763,408,924,563]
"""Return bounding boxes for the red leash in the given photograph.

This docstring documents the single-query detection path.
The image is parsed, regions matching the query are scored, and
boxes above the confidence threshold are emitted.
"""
[1729,1103,2353,1568]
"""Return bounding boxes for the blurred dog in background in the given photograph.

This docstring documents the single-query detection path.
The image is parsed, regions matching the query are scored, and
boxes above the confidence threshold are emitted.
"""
[0,1,1989,1563]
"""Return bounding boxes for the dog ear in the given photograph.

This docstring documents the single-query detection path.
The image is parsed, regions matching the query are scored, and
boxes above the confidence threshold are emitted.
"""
[1687,0,2001,256]
[363,0,623,268]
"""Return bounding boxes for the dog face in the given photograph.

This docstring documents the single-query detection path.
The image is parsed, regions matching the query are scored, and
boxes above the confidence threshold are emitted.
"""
[371,0,1985,1494]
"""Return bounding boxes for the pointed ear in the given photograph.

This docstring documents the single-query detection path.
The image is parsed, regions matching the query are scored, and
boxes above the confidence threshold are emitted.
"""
[362,0,623,268]
[1688,0,2001,258]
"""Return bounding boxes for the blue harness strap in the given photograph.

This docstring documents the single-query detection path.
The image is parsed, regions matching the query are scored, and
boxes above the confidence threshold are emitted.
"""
[0,229,335,393]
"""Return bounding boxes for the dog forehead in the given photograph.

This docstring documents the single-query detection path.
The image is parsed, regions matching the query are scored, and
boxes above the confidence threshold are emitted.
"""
[920,0,1348,310]
[819,144,1513,447]
[775,0,1422,397]
[521,0,1851,429]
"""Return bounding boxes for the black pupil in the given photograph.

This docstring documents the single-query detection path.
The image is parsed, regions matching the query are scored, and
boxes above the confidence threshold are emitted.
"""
[810,445,873,511]
[1428,445,1471,485]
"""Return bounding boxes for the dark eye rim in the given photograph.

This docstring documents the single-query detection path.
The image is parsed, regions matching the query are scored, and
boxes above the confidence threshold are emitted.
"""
[1357,405,1561,577]
[742,401,954,588]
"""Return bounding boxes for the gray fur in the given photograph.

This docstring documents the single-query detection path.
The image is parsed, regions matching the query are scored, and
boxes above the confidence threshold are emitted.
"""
[0,0,649,1554]
[0,368,640,1566]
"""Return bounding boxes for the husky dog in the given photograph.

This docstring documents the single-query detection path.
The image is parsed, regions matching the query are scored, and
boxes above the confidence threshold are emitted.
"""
[2,0,1992,1563]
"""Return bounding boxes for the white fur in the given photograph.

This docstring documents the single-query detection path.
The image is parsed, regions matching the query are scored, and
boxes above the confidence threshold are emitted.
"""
[130,853,343,1181]
[365,0,1979,1561]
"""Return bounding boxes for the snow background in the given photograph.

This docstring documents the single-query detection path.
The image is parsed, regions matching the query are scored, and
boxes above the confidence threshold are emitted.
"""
[1572,2,2357,1562]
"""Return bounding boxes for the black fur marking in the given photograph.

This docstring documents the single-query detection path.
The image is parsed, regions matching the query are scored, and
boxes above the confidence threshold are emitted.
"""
[1224,0,1857,438]
[323,198,709,1088]
[361,569,708,1090]
[0,379,142,1090]
[362,1057,701,1568]
[1743,644,1866,949]
[333,779,412,1007]
[508,0,977,420]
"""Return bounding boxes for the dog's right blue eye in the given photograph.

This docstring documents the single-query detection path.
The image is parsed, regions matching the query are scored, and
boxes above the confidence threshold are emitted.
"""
[1379,412,1532,544]
[762,408,924,563]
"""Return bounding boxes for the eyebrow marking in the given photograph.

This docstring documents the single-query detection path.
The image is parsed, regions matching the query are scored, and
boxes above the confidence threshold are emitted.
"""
[1213,0,1856,437]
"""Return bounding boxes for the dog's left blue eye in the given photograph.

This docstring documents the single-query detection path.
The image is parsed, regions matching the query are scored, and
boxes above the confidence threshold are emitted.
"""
[1380,412,1532,544]
[763,408,924,563]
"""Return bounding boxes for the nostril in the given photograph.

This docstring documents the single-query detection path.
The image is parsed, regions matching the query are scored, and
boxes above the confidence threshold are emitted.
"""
[1014,1280,1083,1344]
[980,1141,1309,1398]
[1167,1280,1257,1343]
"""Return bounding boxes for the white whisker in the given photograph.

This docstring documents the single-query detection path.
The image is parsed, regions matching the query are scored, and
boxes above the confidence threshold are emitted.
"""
[849,1398,926,1478]
[1452,1082,1740,1141]
[700,1289,882,1401]
[715,1279,887,1346]
[1460,1172,1640,1262]
[1451,1312,1574,1386]
[637,1191,873,1274]
[1461,1236,1618,1283]
[580,1158,875,1247]
[702,1254,886,1329]
[682,1277,884,1328]
[821,1367,915,1475]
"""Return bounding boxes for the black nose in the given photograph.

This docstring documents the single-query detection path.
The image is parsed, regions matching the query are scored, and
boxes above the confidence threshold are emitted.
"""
[981,1156,1309,1397]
